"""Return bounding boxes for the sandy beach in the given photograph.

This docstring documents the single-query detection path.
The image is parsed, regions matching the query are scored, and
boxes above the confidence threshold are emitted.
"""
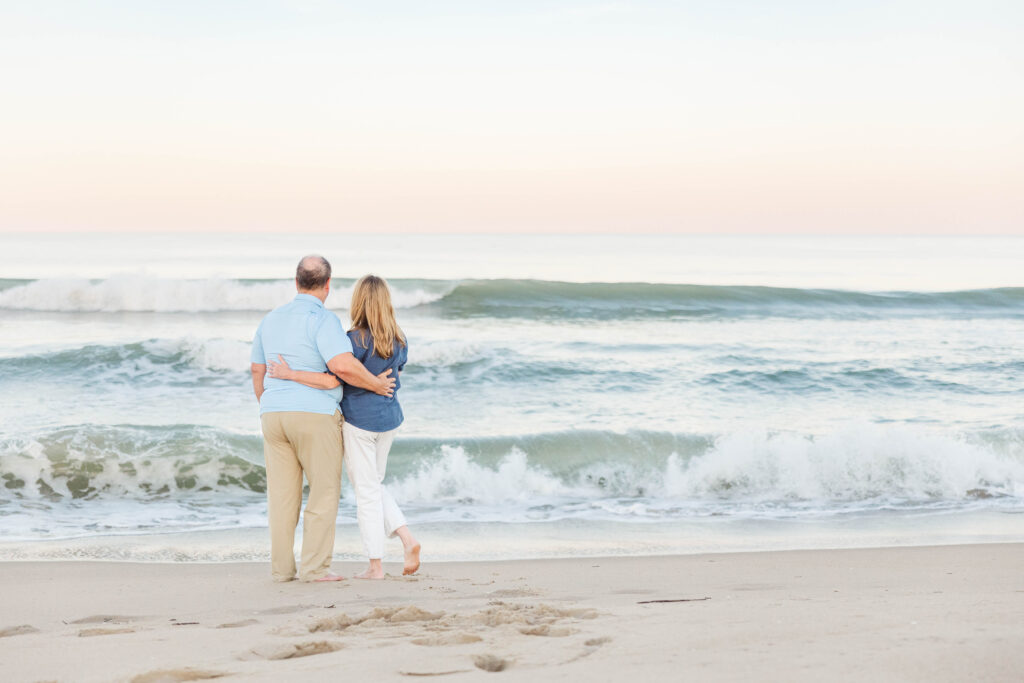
[1,543,1021,682]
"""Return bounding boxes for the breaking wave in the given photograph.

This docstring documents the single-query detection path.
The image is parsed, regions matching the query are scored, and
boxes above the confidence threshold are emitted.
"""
[0,277,451,313]
[3,338,1019,399]
[420,280,1024,320]
[0,338,513,381]
[3,277,1023,319]
[3,424,1021,518]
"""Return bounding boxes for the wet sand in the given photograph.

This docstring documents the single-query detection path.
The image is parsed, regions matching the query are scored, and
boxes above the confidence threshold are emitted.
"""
[1,543,1022,682]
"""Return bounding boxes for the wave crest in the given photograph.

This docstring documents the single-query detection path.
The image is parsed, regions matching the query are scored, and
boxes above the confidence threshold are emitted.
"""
[389,425,1024,512]
[4,277,1024,317]
[423,280,1024,320]
[666,425,1024,503]
[0,338,253,378]
[0,425,265,501]
[0,337,504,381]
[0,277,450,313]
[3,425,1021,516]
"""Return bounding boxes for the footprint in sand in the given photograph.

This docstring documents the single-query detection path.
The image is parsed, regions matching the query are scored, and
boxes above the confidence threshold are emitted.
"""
[469,602,598,628]
[561,636,613,664]
[215,619,260,629]
[378,606,444,623]
[245,640,344,660]
[0,625,39,638]
[410,633,483,647]
[519,625,574,637]
[70,614,142,624]
[474,654,510,672]
[310,606,444,633]
[488,589,539,598]
[399,669,473,677]
[257,604,318,615]
[130,668,226,683]
[78,627,136,637]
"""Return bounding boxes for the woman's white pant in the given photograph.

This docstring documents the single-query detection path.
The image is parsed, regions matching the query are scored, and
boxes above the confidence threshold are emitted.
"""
[342,421,407,560]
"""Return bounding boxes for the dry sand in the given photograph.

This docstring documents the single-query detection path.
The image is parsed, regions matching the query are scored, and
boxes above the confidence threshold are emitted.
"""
[1,543,1022,682]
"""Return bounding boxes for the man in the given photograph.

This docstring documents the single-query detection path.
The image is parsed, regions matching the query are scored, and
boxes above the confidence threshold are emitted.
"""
[250,255,395,582]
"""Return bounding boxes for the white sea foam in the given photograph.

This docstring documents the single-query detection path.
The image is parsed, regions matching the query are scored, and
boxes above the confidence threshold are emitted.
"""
[152,336,491,374]
[4,423,1022,511]
[142,337,252,372]
[0,436,262,504]
[0,277,291,312]
[0,277,449,312]
[388,446,573,504]
[663,424,1024,503]
[385,425,1024,512]
[408,341,490,368]
[2,424,1022,547]
[156,336,485,374]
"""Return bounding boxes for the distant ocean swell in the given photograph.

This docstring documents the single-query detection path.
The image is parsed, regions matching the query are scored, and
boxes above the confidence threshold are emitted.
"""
[2,277,1024,318]
[0,277,452,313]
[3,424,1022,517]
[3,338,1021,397]
[0,338,507,382]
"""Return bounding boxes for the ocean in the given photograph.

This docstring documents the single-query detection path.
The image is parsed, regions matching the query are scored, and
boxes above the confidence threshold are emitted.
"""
[1,233,1022,562]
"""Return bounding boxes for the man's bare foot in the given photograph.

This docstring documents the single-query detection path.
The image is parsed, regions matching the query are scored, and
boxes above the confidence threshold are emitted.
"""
[403,543,421,575]
[355,567,385,580]
[313,573,345,582]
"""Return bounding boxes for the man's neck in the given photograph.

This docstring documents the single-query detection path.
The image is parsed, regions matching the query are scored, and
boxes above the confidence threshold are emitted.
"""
[298,289,327,303]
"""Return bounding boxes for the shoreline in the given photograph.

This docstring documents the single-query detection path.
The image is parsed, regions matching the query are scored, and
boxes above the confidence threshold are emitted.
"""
[4,507,1022,564]
[3,536,1024,565]
[2,543,1022,682]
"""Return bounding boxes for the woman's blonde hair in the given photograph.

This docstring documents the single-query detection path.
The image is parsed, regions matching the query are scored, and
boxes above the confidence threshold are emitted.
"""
[349,274,406,359]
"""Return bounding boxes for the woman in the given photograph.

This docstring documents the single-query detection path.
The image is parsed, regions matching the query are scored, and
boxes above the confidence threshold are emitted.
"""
[268,274,420,578]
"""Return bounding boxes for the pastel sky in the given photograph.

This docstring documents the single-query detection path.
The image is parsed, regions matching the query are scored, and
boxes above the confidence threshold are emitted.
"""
[1,1,1021,234]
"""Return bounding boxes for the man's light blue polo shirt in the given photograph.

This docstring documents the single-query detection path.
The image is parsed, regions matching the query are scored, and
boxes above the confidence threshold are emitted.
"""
[251,293,353,415]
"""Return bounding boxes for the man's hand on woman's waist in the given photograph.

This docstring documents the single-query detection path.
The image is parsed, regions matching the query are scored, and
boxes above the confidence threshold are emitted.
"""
[327,352,396,397]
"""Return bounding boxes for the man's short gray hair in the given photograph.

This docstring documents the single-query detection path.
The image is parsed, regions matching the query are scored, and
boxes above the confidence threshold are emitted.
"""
[296,255,332,290]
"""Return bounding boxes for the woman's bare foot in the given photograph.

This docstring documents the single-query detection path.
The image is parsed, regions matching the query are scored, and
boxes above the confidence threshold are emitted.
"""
[355,560,385,580]
[395,526,421,575]
[403,542,421,575]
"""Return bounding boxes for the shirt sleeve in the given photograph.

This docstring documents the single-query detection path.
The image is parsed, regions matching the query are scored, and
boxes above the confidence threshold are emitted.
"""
[315,312,353,363]
[250,320,266,364]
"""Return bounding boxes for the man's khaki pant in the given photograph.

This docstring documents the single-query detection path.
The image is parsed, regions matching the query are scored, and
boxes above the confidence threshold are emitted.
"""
[260,410,344,582]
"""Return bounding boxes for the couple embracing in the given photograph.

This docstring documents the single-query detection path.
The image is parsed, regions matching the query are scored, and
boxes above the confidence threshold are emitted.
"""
[250,255,420,582]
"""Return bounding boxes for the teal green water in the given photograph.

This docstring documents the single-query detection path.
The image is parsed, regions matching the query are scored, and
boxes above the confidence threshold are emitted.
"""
[1,234,1022,559]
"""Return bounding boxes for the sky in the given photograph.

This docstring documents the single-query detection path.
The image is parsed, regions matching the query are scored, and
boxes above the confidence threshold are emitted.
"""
[0,1,1021,234]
